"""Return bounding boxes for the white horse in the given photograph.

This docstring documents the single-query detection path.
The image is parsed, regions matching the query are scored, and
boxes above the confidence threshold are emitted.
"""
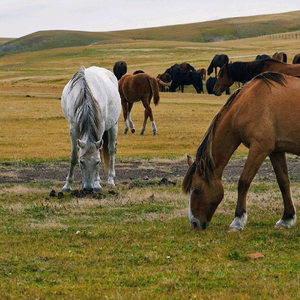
[61,66,121,192]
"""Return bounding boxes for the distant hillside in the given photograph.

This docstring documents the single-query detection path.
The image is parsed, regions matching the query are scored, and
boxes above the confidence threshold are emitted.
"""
[1,10,300,55]
[0,38,14,45]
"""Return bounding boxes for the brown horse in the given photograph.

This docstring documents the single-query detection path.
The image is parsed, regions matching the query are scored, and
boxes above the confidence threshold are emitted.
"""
[197,68,206,81]
[213,58,300,95]
[293,54,300,64]
[118,73,160,136]
[272,52,287,63]
[182,72,299,231]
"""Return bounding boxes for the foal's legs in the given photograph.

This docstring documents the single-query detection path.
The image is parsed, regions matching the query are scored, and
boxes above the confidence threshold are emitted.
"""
[229,145,269,231]
[107,123,118,186]
[140,98,157,136]
[269,152,297,228]
[127,102,135,133]
[121,99,129,134]
[62,127,79,192]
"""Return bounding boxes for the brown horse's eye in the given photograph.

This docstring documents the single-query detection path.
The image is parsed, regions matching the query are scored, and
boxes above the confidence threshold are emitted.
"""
[194,189,202,195]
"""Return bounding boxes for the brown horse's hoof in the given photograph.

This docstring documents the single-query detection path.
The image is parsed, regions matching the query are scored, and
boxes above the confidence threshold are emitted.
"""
[228,227,241,233]
[153,131,157,136]
[131,128,135,133]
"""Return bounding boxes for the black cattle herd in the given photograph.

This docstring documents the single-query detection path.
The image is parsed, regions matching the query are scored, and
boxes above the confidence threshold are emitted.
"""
[113,52,300,96]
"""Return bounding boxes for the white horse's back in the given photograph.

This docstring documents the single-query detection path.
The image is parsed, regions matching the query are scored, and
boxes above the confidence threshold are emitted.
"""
[62,66,121,130]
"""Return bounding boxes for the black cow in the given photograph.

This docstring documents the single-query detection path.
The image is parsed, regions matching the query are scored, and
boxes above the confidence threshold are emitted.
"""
[113,61,127,80]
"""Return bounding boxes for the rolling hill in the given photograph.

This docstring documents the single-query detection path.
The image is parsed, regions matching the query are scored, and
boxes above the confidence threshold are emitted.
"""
[1,10,300,55]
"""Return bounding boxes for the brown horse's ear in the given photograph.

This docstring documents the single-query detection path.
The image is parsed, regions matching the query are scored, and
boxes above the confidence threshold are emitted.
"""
[187,155,194,166]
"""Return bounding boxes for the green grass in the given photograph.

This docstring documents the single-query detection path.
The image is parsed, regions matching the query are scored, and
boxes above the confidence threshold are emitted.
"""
[0,182,299,299]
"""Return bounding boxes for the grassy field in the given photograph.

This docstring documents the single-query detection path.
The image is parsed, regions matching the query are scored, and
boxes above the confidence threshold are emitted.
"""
[1,34,300,299]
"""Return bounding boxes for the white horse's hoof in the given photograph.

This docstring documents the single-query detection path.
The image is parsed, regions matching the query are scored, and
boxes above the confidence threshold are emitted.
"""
[93,187,103,193]
[107,178,115,186]
[228,227,241,233]
[62,185,72,192]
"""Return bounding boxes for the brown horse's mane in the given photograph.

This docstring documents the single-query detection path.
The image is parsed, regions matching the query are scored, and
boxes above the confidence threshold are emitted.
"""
[182,88,242,193]
[222,58,284,84]
[182,72,287,194]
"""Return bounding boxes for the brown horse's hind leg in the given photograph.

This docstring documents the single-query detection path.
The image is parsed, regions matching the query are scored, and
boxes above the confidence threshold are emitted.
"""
[121,99,129,134]
[127,102,135,133]
[269,152,297,229]
[140,99,157,136]
[229,145,270,231]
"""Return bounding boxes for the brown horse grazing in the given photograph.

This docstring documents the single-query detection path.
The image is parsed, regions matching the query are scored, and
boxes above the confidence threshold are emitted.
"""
[182,72,299,232]
[197,68,206,81]
[272,52,287,63]
[118,73,160,136]
[293,54,300,64]
[213,58,300,95]
[179,62,196,72]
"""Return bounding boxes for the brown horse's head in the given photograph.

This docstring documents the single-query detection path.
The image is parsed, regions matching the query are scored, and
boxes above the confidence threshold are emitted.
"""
[182,156,224,230]
[213,63,234,96]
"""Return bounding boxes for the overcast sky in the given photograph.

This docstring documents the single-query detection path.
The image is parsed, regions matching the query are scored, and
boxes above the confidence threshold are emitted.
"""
[1,0,300,38]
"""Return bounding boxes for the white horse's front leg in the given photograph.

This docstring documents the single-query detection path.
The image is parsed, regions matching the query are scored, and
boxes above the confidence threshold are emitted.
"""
[62,128,78,192]
[107,125,118,186]
[93,170,102,192]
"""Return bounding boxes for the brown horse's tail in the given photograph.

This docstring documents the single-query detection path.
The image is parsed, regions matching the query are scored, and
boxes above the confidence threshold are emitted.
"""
[148,77,160,106]
[101,130,110,170]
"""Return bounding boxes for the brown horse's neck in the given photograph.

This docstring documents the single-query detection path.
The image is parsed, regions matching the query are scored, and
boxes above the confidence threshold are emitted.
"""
[211,114,241,179]
[263,60,300,77]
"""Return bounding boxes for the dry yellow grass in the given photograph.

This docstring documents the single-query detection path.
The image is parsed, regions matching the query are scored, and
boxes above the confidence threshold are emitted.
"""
[1,34,300,161]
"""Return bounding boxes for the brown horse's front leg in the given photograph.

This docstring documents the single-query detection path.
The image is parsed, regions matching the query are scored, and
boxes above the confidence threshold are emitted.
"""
[229,146,269,232]
[269,152,297,229]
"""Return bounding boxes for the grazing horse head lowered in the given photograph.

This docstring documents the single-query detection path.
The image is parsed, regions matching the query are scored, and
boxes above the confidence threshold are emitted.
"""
[183,72,298,232]
[61,66,121,192]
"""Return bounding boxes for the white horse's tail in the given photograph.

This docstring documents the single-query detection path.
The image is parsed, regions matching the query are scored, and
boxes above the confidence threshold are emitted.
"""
[71,67,101,143]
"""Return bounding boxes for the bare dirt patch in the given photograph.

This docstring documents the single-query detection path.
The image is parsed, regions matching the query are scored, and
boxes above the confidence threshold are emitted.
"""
[1,156,300,185]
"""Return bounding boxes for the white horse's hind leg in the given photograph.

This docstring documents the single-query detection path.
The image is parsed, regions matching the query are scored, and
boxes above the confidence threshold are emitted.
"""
[62,128,78,192]
[107,124,118,186]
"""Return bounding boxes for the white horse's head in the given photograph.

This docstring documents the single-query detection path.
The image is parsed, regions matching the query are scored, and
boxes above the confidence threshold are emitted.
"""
[77,139,103,192]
